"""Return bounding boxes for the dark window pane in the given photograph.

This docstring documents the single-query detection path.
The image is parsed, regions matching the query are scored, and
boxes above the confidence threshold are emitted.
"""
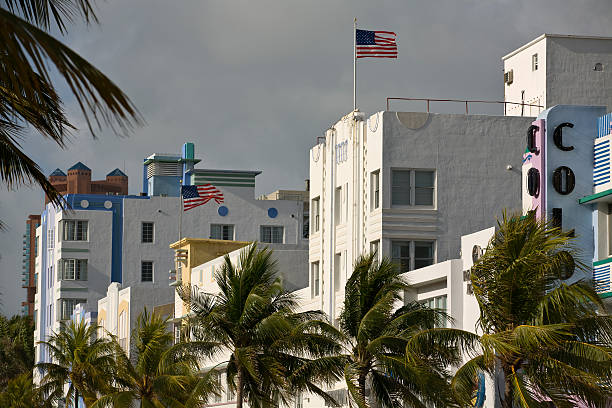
[141,261,153,282]
[392,171,411,205]
[415,171,434,188]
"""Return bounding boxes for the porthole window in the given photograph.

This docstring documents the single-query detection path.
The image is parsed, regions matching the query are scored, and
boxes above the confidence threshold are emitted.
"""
[552,166,575,195]
[472,245,483,263]
[553,123,574,151]
[527,168,540,197]
[558,251,575,280]
[526,125,539,153]
[594,63,603,72]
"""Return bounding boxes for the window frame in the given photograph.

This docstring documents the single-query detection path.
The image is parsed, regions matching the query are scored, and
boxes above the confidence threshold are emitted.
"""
[141,261,154,282]
[311,197,320,233]
[391,240,436,272]
[260,225,284,244]
[532,53,538,71]
[371,170,380,210]
[58,259,87,281]
[210,224,235,240]
[391,169,436,208]
[311,261,320,298]
[59,298,86,321]
[62,220,88,241]
[141,222,154,243]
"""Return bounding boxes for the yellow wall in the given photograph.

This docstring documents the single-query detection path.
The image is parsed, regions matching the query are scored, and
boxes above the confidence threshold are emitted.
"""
[170,238,249,316]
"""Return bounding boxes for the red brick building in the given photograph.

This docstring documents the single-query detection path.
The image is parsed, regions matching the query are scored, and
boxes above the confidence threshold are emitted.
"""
[45,162,128,204]
[22,214,40,317]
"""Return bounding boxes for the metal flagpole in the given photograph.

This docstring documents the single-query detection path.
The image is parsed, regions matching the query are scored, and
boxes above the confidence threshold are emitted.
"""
[353,17,357,111]
[179,180,183,241]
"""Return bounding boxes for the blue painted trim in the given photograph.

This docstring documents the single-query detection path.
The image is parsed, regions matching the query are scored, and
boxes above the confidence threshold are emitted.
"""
[65,194,149,283]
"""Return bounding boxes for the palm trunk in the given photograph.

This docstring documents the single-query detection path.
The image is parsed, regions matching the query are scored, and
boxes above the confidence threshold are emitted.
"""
[502,366,513,408]
[237,367,244,408]
[74,388,79,408]
[358,372,368,408]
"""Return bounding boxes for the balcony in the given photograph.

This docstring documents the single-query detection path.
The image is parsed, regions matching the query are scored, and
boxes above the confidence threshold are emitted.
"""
[594,259,612,296]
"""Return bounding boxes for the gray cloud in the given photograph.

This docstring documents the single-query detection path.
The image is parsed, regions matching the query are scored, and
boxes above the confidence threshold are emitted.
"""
[2,0,612,315]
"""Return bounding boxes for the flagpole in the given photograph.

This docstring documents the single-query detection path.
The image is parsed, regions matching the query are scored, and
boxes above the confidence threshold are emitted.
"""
[179,180,183,242]
[353,17,357,111]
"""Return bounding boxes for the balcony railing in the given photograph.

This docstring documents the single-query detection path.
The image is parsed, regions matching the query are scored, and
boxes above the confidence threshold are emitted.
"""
[594,261,611,294]
[386,97,543,115]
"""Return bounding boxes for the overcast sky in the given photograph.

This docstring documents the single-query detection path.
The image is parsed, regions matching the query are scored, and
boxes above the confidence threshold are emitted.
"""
[1,0,612,315]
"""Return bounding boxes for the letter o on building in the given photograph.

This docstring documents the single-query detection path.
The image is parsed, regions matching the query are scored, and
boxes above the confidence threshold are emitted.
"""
[527,168,540,197]
[552,166,575,195]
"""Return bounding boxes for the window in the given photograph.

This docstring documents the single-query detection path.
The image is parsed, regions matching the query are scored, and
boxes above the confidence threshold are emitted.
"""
[63,220,88,241]
[334,186,342,225]
[302,213,309,239]
[420,295,448,327]
[312,197,320,233]
[370,240,380,260]
[392,170,411,205]
[48,266,53,288]
[334,253,341,292]
[260,226,283,243]
[34,236,38,257]
[532,53,538,71]
[118,310,128,351]
[227,373,235,401]
[174,325,181,345]
[141,261,153,282]
[392,170,435,207]
[414,171,435,205]
[213,372,222,403]
[414,241,435,269]
[211,224,234,240]
[371,170,380,210]
[311,262,320,297]
[59,298,86,321]
[392,241,435,272]
[141,222,154,243]
[47,228,54,249]
[58,259,87,281]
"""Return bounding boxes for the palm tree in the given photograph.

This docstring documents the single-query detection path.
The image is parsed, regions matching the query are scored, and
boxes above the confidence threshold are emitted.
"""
[337,253,474,408]
[179,243,344,408]
[0,373,44,408]
[0,314,34,390]
[36,319,117,408]
[92,308,219,408]
[0,0,141,207]
[452,212,612,408]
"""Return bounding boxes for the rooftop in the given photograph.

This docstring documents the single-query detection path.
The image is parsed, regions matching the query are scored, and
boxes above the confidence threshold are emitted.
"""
[502,33,612,60]
[68,162,91,172]
[49,168,66,177]
[107,168,127,177]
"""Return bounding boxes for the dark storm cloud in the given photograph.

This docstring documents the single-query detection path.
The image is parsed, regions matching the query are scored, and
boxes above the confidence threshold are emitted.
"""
[1,0,611,314]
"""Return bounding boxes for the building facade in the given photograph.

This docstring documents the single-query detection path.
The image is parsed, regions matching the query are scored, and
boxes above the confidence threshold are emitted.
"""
[307,110,533,323]
[503,34,612,117]
[22,214,41,317]
[34,142,309,374]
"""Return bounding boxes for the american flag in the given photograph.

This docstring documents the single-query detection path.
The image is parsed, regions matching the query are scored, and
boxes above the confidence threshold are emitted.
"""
[181,184,224,211]
[356,29,397,59]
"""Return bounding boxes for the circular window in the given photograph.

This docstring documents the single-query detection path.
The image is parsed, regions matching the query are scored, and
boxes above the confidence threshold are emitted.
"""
[558,251,575,280]
[218,206,229,217]
[268,208,278,218]
[552,166,575,195]
[104,200,113,209]
[526,125,539,153]
[472,245,482,263]
[80,200,89,208]
[527,168,540,197]
[594,63,603,72]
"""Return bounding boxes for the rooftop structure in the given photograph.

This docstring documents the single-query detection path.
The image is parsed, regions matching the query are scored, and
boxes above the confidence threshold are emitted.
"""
[45,163,128,204]
[503,34,612,117]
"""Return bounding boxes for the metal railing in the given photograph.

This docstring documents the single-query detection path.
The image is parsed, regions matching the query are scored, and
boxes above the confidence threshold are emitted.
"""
[386,97,544,115]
